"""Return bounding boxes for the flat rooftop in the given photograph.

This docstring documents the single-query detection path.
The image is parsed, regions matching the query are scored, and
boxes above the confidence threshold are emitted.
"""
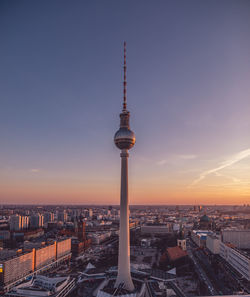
[0,249,31,262]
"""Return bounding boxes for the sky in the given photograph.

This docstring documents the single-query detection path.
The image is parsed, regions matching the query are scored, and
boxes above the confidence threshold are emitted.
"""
[0,0,250,205]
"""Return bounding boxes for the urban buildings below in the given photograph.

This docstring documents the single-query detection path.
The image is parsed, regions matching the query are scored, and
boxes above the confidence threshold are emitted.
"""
[2,204,250,295]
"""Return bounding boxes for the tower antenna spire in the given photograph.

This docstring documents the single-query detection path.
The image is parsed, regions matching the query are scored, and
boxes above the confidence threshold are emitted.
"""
[123,41,127,111]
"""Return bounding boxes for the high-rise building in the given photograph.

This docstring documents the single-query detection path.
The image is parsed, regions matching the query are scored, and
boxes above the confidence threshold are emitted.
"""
[58,210,68,222]
[30,214,44,229]
[76,220,86,242]
[113,41,135,291]
[43,212,54,224]
[88,208,93,218]
[21,216,29,229]
[9,215,22,231]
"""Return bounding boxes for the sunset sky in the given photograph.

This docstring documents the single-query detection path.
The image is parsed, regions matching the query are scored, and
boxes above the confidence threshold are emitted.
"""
[1,1,250,205]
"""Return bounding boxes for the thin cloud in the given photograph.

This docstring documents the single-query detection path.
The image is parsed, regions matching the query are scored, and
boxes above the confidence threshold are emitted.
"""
[30,169,40,173]
[157,154,197,166]
[214,172,241,183]
[190,148,250,187]
[157,160,168,166]
[178,154,197,160]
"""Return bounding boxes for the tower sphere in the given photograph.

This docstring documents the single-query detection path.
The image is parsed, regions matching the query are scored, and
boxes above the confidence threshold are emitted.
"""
[114,127,135,150]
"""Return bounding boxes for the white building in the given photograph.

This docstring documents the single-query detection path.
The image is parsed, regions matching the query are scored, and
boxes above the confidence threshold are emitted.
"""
[191,230,213,247]
[206,234,221,254]
[220,241,250,280]
[221,229,250,249]
[5,275,75,297]
[177,239,186,251]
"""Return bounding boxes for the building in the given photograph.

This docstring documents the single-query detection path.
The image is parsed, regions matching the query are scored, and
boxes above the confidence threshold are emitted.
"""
[191,230,213,247]
[76,220,86,242]
[141,225,170,236]
[57,211,68,223]
[0,238,71,293]
[88,209,93,218]
[199,214,212,230]
[166,246,188,263]
[21,216,29,230]
[0,249,34,290]
[141,239,151,248]
[43,212,54,224]
[206,234,221,254]
[0,231,10,241]
[30,214,44,229]
[90,232,111,245]
[5,275,75,297]
[9,215,29,232]
[221,229,250,249]
[71,238,91,256]
[220,241,250,280]
[177,225,186,251]
[9,216,22,231]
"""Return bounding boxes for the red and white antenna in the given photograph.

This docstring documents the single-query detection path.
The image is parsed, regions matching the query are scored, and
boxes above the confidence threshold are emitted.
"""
[123,41,127,111]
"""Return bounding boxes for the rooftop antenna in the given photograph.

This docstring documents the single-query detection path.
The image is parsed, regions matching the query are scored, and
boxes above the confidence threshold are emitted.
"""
[123,41,127,111]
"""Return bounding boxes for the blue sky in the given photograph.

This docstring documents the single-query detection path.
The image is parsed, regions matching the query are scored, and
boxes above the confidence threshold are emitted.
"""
[0,1,250,204]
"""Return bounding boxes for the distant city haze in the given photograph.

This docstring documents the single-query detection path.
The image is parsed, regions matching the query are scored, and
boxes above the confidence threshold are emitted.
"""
[0,1,250,205]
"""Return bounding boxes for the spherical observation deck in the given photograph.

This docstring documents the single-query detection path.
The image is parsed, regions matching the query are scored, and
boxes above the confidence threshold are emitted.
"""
[114,127,135,150]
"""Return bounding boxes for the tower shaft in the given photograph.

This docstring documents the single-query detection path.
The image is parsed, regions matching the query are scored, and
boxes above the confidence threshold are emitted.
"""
[115,149,134,291]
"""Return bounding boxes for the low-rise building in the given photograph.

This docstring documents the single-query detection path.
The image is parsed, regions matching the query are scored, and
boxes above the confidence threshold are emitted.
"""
[90,232,111,245]
[5,275,75,297]
[219,241,250,280]
[141,225,170,235]
[221,229,250,249]
[191,230,213,247]
[206,234,221,254]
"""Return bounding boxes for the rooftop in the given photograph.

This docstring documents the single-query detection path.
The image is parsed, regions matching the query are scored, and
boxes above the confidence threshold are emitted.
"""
[166,246,187,262]
[6,275,74,297]
[0,249,31,262]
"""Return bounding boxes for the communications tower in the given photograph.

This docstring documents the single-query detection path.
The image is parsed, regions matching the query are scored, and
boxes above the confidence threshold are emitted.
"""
[114,42,135,291]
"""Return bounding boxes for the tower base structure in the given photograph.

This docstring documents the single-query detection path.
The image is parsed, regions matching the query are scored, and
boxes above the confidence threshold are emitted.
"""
[97,280,146,297]
[80,264,177,297]
[96,275,146,297]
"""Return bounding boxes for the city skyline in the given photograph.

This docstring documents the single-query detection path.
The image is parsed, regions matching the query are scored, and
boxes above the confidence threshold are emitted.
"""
[1,1,250,205]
